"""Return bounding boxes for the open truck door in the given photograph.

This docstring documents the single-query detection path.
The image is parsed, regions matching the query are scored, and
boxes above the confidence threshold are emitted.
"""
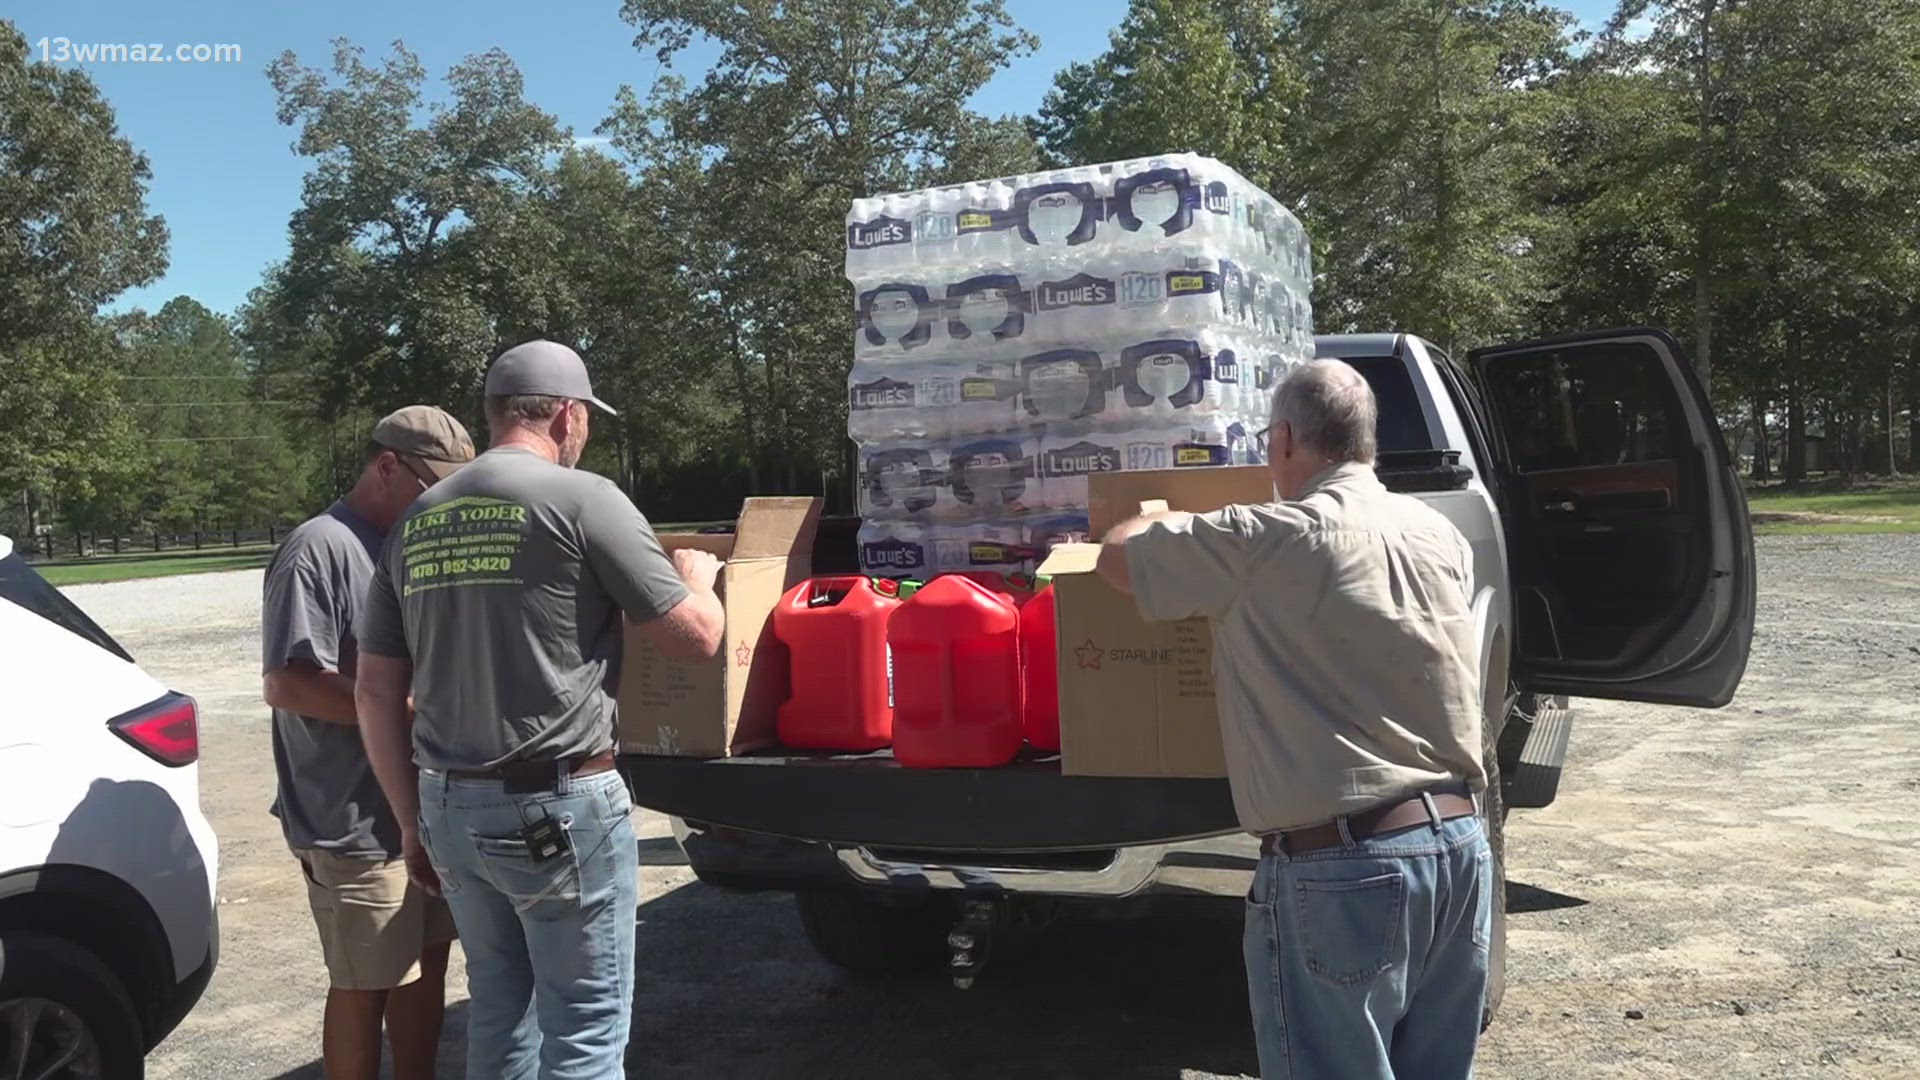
[1470,327,1755,707]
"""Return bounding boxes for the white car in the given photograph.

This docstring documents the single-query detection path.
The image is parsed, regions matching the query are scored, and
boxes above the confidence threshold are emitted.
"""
[0,536,219,1078]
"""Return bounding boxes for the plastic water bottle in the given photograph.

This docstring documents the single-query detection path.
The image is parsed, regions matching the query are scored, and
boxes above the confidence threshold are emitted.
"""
[946,435,1038,517]
[1019,348,1112,425]
[858,519,933,577]
[847,360,1020,441]
[857,439,953,520]
[1025,513,1092,550]
[1035,427,1126,510]
[854,279,942,357]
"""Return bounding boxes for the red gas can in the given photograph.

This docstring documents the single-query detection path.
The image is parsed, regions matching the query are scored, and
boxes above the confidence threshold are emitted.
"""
[888,574,1023,768]
[1019,583,1060,751]
[773,576,900,751]
[949,571,1035,607]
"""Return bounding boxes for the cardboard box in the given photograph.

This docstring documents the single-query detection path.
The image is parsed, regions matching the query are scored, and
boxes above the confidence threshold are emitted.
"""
[618,497,822,757]
[1038,467,1275,778]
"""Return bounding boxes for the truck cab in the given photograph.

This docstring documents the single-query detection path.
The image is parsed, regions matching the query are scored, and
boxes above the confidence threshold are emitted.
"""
[619,327,1755,1001]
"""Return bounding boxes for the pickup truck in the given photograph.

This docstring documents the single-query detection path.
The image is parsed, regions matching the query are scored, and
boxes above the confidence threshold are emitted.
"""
[619,327,1757,1017]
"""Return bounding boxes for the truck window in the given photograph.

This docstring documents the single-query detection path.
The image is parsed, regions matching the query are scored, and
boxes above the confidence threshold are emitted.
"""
[1479,345,1685,473]
[1341,355,1435,452]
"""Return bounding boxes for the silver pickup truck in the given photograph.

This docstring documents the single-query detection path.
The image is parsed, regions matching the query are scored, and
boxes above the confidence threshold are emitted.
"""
[619,327,1757,1018]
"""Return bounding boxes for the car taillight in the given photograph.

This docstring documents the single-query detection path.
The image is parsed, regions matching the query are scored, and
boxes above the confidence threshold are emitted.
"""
[109,692,199,766]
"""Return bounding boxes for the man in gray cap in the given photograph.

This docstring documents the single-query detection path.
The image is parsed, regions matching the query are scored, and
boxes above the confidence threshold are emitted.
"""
[261,405,474,1080]
[355,340,724,1079]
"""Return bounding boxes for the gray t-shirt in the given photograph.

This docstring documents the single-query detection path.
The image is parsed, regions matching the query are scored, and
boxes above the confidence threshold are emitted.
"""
[358,448,688,772]
[263,501,399,857]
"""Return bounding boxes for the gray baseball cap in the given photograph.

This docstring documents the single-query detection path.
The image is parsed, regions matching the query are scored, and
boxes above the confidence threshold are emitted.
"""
[485,340,617,416]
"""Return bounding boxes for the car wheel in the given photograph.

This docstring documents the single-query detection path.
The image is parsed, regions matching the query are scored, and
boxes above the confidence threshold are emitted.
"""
[795,890,955,979]
[0,931,144,1080]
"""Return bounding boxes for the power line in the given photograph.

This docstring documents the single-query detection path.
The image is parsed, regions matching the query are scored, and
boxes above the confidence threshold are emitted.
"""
[128,401,294,407]
[150,436,281,443]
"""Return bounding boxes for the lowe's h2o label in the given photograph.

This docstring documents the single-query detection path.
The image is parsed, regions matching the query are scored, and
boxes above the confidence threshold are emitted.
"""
[1041,440,1121,478]
[913,209,957,243]
[1118,271,1163,306]
[850,376,915,412]
[1035,273,1115,312]
[862,535,925,571]
[848,215,912,251]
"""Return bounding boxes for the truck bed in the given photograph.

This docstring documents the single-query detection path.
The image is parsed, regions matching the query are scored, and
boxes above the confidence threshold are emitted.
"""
[619,749,1238,852]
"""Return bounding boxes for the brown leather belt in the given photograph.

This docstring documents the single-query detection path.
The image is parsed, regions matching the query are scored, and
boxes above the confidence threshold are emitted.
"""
[1260,790,1477,857]
[447,750,616,793]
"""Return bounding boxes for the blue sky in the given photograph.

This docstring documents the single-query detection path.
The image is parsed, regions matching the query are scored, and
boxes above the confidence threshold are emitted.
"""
[11,0,1617,316]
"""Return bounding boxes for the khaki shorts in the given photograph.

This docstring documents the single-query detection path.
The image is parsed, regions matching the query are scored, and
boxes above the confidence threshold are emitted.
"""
[294,848,458,991]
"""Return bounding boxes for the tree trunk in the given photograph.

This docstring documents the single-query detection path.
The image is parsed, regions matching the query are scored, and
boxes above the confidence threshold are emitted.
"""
[1843,396,1862,479]
[1907,351,1920,473]
[1691,0,1720,393]
[1750,386,1772,481]
[1784,329,1807,481]
[1886,370,1900,477]
[725,322,763,494]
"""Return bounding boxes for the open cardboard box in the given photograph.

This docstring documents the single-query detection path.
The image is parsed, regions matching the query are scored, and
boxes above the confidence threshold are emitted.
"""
[1038,466,1275,778]
[617,496,822,757]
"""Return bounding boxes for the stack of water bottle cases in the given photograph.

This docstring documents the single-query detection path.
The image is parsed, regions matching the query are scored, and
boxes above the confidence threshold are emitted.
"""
[848,154,1316,579]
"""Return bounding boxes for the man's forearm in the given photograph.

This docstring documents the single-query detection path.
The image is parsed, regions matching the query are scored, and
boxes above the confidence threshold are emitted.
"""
[355,654,421,834]
[1096,511,1190,594]
[263,668,359,724]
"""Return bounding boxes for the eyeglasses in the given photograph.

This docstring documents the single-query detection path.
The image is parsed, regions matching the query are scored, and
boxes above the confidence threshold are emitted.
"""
[395,455,437,493]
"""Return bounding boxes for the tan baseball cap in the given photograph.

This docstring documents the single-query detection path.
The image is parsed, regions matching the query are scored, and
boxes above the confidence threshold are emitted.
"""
[372,405,476,480]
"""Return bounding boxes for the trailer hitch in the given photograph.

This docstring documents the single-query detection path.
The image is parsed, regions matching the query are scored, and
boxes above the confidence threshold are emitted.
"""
[947,896,1003,990]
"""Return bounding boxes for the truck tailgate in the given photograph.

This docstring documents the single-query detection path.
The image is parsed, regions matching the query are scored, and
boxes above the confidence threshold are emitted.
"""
[619,751,1238,852]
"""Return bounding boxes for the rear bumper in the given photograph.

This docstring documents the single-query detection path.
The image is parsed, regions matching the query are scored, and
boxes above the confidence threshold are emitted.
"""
[675,818,1258,901]
[147,915,215,1050]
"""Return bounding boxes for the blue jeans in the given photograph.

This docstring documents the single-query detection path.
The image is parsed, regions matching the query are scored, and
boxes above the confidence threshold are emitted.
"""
[1244,809,1492,1079]
[418,767,638,1080]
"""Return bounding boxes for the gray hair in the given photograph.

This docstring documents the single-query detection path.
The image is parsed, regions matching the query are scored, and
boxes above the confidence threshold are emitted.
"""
[1270,360,1378,464]
[485,393,570,429]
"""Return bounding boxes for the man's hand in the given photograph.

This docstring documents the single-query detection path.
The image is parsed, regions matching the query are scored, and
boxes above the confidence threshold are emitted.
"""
[672,547,723,593]
[401,827,441,897]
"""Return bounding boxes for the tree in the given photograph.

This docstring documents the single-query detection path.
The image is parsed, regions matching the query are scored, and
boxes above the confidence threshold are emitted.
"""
[1278,0,1574,351]
[0,20,166,539]
[604,0,1043,498]
[1570,0,1920,469]
[259,40,568,416]
[1032,0,1302,193]
[1034,1,1573,354]
[111,297,310,532]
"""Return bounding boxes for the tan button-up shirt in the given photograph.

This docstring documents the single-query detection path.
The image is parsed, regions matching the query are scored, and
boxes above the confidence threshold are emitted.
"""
[1126,461,1485,833]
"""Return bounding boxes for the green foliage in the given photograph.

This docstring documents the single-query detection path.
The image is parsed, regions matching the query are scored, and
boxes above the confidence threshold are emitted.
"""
[0,21,166,534]
[600,0,1043,495]
[1033,0,1301,192]
[258,40,569,415]
[16,0,1920,541]
[0,23,168,348]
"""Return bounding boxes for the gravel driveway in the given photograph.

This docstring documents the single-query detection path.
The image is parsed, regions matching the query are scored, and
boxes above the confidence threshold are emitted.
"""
[62,532,1919,1079]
